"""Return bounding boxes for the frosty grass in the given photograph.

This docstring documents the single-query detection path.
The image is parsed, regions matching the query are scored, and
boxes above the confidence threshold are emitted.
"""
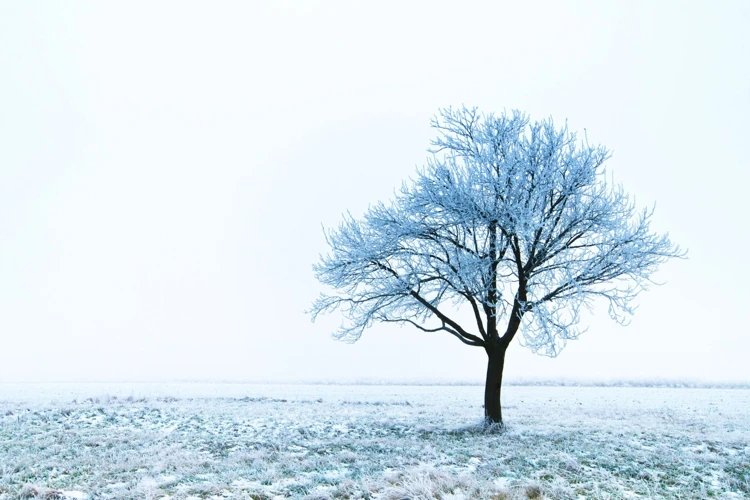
[1,383,748,499]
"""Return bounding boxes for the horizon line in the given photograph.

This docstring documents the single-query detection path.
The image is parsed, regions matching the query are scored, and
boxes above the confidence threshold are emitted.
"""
[2,377,750,389]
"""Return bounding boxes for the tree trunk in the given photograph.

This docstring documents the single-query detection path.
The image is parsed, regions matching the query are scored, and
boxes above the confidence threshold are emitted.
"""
[484,339,507,425]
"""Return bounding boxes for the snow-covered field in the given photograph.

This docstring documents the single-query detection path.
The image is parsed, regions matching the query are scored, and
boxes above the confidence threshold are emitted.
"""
[1,383,748,499]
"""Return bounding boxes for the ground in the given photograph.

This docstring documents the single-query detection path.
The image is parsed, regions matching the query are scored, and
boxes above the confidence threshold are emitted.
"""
[1,383,748,499]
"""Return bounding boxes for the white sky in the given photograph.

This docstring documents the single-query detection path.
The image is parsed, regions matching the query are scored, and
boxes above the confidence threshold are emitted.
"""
[1,1,748,383]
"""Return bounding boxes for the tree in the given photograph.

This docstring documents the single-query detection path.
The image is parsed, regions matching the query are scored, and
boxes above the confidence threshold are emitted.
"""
[310,107,683,426]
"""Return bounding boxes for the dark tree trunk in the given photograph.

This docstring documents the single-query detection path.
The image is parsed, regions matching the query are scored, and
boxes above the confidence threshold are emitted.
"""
[484,338,508,425]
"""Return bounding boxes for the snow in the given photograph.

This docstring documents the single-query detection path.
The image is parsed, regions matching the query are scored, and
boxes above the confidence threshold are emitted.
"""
[1,383,748,499]
[60,492,87,499]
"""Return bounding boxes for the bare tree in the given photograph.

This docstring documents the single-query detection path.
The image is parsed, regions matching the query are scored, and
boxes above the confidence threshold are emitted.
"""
[310,107,683,425]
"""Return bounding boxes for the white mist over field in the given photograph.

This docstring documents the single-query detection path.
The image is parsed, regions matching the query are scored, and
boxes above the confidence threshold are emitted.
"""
[1,1,749,384]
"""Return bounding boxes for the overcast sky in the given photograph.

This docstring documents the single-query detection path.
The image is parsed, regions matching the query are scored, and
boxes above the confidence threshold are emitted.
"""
[1,1,748,384]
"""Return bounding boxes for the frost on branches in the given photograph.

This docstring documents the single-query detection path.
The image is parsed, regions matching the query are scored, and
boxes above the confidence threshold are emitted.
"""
[310,107,683,425]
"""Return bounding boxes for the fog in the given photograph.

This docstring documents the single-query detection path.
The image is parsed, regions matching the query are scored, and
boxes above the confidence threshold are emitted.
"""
[1,1,748,383]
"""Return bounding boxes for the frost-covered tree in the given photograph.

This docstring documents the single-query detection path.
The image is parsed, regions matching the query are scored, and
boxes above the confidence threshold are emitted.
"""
[310,107,682,425]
